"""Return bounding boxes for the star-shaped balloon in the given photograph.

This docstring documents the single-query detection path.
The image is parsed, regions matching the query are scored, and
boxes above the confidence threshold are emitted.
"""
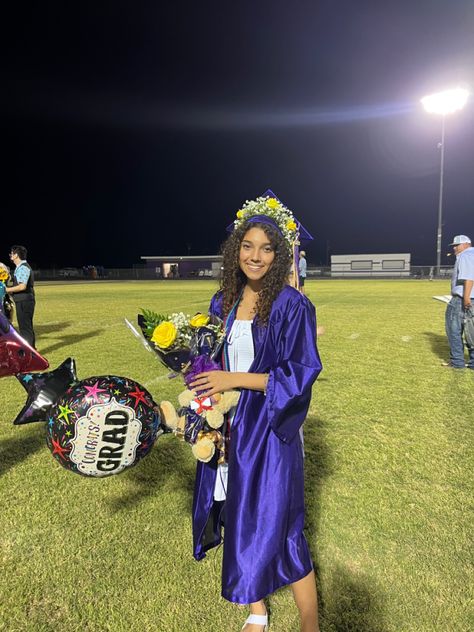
[13,357,78,425]
[0,312,49,377]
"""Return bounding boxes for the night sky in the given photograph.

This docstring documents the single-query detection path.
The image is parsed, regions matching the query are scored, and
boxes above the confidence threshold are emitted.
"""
[3,1,474,268]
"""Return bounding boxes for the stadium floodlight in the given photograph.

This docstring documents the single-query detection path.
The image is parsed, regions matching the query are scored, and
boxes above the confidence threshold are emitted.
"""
[421,87,469,115]
[421,87,470,275]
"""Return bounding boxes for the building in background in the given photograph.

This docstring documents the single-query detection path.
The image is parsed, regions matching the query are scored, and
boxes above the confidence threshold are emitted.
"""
[140,255,223,279]
[331,253,411,277]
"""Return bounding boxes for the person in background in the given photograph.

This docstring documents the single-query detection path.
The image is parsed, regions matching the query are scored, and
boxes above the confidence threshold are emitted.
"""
[299,250,307,295]
[444,235,474,369]
[6,245,36,347]
[297,250,325,335]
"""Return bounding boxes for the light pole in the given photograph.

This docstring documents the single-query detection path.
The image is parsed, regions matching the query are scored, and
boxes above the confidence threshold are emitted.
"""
[421,87,469,275]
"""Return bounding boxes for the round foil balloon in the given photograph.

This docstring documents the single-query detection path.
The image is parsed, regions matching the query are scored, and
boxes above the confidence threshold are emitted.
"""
[45,376,162,477]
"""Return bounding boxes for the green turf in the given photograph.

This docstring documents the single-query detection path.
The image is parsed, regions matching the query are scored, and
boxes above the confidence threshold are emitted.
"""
[0,280,472,631]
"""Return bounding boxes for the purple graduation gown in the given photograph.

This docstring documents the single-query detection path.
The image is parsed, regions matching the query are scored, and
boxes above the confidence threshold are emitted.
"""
[192,285,322,604]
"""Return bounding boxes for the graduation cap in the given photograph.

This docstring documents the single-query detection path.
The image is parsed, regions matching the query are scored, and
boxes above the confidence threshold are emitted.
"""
[261,189,314,243]
[226,189,314,244]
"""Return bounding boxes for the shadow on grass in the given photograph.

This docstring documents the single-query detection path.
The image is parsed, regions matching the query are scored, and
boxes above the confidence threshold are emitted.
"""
[424,331,449,361]
[107,435,195,513]
[303,417,387,631]
[39,329,103,355]
[304,415,334,549]
[35,321,73,335]
[321,564,387,632]
[0,427,45,478]
[303,415,333,624]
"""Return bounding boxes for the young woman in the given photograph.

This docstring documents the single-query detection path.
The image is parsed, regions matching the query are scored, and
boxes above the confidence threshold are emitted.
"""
[189,197,322,632]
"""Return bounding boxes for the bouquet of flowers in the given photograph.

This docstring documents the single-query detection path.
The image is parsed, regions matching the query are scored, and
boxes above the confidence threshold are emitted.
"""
[138,309,237,464]
[0,263,14,322]
[138,310,224,377]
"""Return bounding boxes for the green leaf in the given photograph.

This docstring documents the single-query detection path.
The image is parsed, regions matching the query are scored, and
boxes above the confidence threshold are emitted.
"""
[140,308,168,337]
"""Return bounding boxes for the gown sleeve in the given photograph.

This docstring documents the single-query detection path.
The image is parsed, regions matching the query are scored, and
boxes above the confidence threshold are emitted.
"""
[266,296,322,444]
[208,291,223,318]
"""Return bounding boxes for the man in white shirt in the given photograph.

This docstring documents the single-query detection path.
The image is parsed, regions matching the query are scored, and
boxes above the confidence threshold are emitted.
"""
[298,250,307,295]
[444,235,474,369]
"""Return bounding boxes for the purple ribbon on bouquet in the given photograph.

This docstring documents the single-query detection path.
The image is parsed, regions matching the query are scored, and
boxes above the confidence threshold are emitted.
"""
[184,354,220,388]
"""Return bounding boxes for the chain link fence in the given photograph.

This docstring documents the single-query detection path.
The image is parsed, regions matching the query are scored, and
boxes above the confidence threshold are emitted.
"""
[306,265,453,279]
[32,265,454,281]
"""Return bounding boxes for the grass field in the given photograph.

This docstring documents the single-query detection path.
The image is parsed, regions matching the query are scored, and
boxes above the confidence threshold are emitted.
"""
[0,280,472,632]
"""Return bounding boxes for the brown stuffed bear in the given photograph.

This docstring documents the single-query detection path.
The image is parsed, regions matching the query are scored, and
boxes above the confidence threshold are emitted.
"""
[178,389,240,429]
[160,388,240,463]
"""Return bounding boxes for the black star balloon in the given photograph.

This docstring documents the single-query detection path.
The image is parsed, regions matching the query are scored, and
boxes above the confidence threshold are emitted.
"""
[0,312,49,377]
[11,354,170,477]
[13,357,78,425]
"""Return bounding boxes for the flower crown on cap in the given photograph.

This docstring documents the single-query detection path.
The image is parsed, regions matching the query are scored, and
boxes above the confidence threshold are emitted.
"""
[233,196,298,249]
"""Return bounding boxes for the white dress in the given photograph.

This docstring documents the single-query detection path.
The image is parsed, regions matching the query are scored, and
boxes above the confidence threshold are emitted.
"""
[213,319,254,501]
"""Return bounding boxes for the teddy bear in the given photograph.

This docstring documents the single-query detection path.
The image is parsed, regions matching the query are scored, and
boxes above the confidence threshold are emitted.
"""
[177,388,240,429]
[160,388,240,463]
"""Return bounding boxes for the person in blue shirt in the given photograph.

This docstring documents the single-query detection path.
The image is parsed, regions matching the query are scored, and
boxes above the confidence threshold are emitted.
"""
[298,250,307,295]
[445,235,474,369]
[6,245,36,347]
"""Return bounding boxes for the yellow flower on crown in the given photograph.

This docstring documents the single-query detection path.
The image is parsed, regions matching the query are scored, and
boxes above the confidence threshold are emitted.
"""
[190,313,210,328]
[266,198,280,210]
[151,321,177,349]
[0,271,8,282]
[233,195,299,250]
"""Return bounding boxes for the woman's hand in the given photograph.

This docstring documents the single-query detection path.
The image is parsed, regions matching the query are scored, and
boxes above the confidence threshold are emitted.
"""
[188,371,238,397]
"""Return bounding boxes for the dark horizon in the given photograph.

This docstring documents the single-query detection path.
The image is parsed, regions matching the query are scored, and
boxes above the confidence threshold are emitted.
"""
[3,1,474,269]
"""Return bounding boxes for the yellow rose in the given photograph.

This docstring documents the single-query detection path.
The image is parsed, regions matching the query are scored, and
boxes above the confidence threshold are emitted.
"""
[236,210,244,219]
[151,321,177,349]
[286,220,297,231]
[0,271,8,282]
[266,197,280,209]
[190,313,210,328]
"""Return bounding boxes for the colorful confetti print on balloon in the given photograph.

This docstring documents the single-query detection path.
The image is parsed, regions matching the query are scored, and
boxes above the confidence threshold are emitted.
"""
[45,375,163,477]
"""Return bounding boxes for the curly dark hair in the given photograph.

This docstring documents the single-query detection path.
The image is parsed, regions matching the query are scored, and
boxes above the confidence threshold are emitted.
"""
[220,221,292,324]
